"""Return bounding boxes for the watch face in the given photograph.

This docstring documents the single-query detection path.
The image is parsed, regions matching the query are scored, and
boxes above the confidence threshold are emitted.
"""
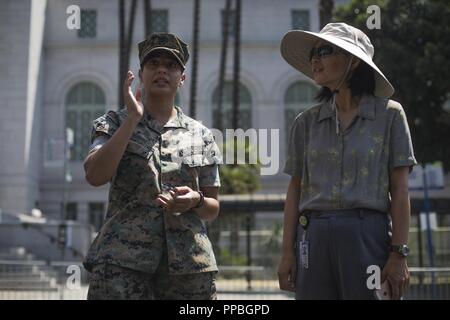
[401,246,410,256]
[391,245,409,256]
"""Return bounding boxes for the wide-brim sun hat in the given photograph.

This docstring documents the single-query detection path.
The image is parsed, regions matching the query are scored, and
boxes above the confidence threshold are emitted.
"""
[280,22,394,98]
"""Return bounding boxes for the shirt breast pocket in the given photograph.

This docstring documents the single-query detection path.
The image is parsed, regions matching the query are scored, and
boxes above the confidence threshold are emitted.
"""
[179,153,204,190]
[113,141,153,193]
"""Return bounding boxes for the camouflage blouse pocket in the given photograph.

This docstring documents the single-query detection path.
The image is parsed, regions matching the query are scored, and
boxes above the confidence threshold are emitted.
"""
[112,141,153,194]
[179,153,204,190]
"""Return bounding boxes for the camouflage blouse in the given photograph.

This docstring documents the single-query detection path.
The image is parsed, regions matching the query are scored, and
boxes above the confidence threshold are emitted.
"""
[284,94,417,213]
[83,106,222,275]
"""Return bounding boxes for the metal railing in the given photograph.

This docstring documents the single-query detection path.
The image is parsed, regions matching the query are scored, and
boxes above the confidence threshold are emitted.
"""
[1,261,449,300]
[407,268,450,300]
[1,208,450,300]
[216,265,294,300]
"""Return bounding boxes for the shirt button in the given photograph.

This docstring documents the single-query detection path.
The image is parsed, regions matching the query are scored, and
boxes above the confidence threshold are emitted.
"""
[162,140,169,148]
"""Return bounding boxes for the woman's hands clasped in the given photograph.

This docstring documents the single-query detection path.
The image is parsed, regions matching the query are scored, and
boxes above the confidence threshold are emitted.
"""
[156,186,201,215]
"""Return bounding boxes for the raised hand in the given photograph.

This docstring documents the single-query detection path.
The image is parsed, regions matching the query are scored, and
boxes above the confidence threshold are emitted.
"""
[123,71,144,121]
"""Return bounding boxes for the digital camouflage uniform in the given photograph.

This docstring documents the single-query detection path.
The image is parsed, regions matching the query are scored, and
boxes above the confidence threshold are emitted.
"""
[84,106,222,299]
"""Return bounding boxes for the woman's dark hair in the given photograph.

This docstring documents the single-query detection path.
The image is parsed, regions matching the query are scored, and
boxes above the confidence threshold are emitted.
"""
[315,60,376,102]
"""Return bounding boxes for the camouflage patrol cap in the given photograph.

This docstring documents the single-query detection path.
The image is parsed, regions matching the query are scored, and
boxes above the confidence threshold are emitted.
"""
[138,33,190,69]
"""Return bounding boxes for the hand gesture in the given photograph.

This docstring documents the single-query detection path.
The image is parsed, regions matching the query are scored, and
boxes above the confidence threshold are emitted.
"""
[123,71,144,121]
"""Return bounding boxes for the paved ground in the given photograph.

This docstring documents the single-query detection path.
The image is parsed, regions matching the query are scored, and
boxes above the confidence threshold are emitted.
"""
[0,281,294,300]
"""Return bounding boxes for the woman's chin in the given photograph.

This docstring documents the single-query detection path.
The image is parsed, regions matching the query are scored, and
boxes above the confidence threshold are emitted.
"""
[313,78,324,86]
[313,77,333,89]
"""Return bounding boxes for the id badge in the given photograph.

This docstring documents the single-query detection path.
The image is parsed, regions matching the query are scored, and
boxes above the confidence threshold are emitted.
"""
[299,241,309,269]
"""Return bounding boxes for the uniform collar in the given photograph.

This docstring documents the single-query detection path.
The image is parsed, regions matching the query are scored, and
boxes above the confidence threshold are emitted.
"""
[317,94,376,122]
[164,106,190,129]
[142,106,189,131]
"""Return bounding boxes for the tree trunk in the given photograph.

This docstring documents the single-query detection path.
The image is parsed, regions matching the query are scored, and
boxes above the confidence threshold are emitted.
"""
[232,0,241,131]
[144,0,152,36]
[118,0,125,107]
[217,0,232,132]
[124,0,137,78]
[118,0,137,108]
[319,0,334,29]
[207,0,232,267]
[230,0,242,261]
[189,0,201,117]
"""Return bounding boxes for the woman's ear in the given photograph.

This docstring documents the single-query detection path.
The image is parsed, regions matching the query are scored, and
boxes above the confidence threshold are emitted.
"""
[179,73,186,87]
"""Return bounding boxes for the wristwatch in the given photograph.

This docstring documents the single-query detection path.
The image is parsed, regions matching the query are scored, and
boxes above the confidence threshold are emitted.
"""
[389,244,410,257]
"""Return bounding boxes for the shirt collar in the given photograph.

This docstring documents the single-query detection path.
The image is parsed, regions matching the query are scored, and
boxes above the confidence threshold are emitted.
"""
[142,106,190,131]
[164,106,190,129]
[317,99,335,122]
[317,94,376,122]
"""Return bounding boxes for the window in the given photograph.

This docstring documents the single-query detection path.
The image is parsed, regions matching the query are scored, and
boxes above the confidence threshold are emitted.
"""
[149,9,168,33]
[212,81,252,131]
[291,10,310,30]
[89,202,105,232]
[221,9,236,38]
[78,9,97,38]
[284,81,318,143]
[65,202,78,221]
[66,82,105,161]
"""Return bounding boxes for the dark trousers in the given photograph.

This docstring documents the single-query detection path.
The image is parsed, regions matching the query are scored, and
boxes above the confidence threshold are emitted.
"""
[295,209,391,300]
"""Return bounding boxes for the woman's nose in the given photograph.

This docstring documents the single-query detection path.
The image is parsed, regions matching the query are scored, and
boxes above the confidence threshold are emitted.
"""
[310,58,320,71]
[156,63,168,73]
[310,55,320,64]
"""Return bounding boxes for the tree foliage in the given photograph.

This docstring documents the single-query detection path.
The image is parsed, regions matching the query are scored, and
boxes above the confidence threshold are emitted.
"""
[218,138,261,194]
[335,0,450,171]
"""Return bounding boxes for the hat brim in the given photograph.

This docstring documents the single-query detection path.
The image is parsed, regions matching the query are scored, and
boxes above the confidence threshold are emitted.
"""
[141,47,186,69]
[280,30,394,98]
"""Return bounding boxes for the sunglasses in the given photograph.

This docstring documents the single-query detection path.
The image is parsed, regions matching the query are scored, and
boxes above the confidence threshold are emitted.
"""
[309,44,342,61]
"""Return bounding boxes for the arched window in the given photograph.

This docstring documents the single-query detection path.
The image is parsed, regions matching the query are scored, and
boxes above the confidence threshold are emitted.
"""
[284,81,318,142]
[212,81,252,131]
[66,82,106,161]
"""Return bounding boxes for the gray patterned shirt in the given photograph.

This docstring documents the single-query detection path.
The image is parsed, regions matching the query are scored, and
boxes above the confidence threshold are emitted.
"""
[284,94,417,213]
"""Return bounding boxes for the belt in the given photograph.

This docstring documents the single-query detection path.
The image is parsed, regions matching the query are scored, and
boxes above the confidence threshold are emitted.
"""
[299,208,387,225]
